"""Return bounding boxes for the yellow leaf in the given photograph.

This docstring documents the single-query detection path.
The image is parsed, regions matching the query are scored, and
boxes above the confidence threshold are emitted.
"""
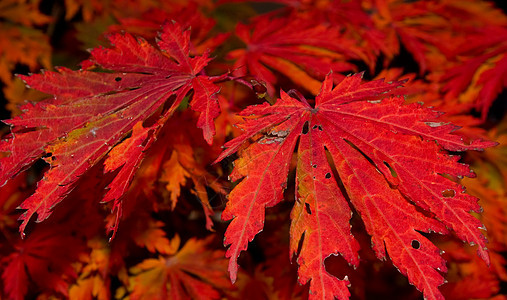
[69,239,111,300]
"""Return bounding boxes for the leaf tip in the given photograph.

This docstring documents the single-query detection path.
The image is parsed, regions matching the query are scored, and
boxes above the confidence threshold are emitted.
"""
[228,261,238,284]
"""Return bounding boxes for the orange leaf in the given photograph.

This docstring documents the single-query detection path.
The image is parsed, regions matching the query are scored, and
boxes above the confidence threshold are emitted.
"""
[126,236,233,300]
[0,0,52,26]
[68,239,111,300]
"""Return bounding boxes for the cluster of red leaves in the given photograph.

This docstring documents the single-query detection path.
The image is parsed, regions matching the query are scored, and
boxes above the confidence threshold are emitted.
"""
[0,0,507,299]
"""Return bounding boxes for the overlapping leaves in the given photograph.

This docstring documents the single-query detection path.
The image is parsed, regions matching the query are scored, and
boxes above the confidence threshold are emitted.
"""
[0,0,505,299]
[0,21,224,235]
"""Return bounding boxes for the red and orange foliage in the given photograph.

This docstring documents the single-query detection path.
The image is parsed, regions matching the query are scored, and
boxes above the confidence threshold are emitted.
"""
[0,0,506,299]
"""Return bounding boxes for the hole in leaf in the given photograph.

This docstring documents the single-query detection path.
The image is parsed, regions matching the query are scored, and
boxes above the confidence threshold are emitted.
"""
[302,121,309,134]
[312,124,323,131]
[51,156,57,161]
[325,172,331,179]
[305,203,312,215]
[323,145,350,202]
[312,164,317,168]
[115,77,122,82]
[344,139,378,170]
[11,126,39,135]
[383,161,398,178]
[296,232,305,258]
[324,253,355,281]
[411,240,420,249]
[442,189,455,198]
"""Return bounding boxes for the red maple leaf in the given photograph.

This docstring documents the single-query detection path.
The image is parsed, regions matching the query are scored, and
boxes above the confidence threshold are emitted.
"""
[1,225,86,299]
[442,25,507,119]
[227,13,363,96]
[214,73,495,300]
[107,3,229,55]
[0,21,224,235]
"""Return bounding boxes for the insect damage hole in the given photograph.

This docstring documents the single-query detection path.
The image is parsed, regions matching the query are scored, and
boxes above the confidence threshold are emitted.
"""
[302,121,309,134]
[442,189,455,198]
[115,77,122,82]
[411,240,420,249]
[325,172,331,179]
[305,203,312,215]
[383,161,398,178]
